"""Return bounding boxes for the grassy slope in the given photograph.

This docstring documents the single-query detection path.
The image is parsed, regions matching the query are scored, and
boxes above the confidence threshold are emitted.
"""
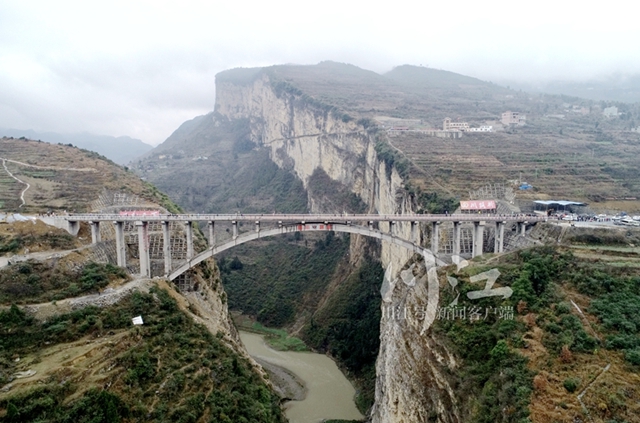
[0,137,180,214]
[0,286,285,423]
[435,245,640,423]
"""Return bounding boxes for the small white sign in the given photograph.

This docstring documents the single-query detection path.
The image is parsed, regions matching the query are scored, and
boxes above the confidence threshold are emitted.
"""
[132,316,144,325]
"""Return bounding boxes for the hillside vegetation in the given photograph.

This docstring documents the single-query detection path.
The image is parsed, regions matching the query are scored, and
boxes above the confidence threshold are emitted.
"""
[436,245,640,423]
[1,137,286,422]
[0,286,285,422]
[1,137,176,213]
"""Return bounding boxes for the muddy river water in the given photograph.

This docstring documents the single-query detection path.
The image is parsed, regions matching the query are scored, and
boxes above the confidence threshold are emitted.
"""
[240,331,364,423]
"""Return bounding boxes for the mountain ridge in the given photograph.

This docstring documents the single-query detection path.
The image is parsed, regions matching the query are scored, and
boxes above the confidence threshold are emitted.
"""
[0,128,153,165]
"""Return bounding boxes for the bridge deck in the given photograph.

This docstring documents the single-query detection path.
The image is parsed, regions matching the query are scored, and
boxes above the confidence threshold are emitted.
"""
[64,213,545,223]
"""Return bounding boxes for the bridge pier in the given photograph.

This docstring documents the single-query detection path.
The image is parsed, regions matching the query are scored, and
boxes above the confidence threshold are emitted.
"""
[431,222,440,256]
[472,221,485,258]
[452,221,461,257]
[136,221,150,277]
[411,221,419,244]
[389,221,395,236]
[162,221,172,276]
[90,221,101,244]
[114,221,126,268]
[495,221,505,253]
[208,221,215,247]
[519,221,528,236]
[368,221,374,231]
[255,221,260,233]
[185,221,194,260]
[232,221,238,239]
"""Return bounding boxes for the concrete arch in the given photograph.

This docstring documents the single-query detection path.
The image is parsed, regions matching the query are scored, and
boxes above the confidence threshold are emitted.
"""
[168,223,445,281]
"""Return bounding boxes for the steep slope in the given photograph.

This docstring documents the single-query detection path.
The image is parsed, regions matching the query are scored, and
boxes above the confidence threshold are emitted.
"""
[137,61,640,423]
[0,137,177,213]
[1,140,286,422]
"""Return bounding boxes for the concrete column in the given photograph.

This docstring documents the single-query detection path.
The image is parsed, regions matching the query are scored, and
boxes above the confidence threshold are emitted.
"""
[114,221,126,268]
[208,221,215,247]
[431,221,440,255]
[473,221,485,258]
[185,221,194,260]
[68,221,80,236]
[90,221,101,244]
[495,221,506,253]
[520,221,527,236]
[255,221,260,233]
[136,221,150,277]
[411,221,418,244]
[232,221,238,239]
[389,221,395,236]
[162,221,172,276]
[452,221,461,257]
[368,221,374,231]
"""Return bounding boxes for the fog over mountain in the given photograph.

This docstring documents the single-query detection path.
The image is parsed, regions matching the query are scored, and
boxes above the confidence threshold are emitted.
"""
[0,128,152,165]
[501,75,640,104]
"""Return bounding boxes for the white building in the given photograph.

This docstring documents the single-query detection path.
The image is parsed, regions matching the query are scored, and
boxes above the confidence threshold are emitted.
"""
[468,126,493,132]
[443,118,469,131]
[603,106,619,118]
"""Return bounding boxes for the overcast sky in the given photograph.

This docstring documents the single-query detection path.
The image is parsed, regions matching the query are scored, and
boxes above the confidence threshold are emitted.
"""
[1,1,638,146]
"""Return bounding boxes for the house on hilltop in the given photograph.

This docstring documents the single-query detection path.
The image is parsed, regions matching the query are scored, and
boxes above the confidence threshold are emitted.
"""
[603,106,619,118]
[501,111,526,126]
[443,118,469,131]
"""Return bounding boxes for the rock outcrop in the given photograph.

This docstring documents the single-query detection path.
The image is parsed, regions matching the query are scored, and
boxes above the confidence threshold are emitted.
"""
[214,70,461,422]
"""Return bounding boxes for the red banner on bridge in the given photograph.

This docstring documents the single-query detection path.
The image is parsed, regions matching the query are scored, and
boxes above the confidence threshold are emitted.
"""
[460,200,496,211]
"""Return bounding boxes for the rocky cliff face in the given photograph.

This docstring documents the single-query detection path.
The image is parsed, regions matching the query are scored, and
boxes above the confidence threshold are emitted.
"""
[215,73,461,422]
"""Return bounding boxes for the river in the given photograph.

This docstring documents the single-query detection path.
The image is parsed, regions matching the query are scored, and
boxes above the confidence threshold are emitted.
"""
[239,331,364,423]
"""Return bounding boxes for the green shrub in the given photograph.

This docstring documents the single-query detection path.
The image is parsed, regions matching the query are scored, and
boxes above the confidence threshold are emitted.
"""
[625,348,640,365]
[563,378,580,393]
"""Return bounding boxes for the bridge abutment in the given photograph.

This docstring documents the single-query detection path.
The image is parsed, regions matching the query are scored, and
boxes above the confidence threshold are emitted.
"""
[68,220,80,237]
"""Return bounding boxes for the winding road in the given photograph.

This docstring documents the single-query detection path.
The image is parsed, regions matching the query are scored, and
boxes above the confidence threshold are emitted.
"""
[1,158,30,208]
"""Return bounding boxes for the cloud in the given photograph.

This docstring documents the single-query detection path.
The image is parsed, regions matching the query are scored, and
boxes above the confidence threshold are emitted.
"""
[1,1,638,145]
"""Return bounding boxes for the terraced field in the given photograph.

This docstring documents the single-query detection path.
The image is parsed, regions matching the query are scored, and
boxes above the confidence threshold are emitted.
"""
[390,130,640,204]
[0,163,22,210]
[1,138,174,213]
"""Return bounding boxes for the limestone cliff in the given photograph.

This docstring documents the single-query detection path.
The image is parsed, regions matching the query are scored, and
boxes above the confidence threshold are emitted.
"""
[214,71,460,422]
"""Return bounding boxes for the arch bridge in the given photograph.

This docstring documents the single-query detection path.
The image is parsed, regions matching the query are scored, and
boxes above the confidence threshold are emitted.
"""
[64,213,545,279]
